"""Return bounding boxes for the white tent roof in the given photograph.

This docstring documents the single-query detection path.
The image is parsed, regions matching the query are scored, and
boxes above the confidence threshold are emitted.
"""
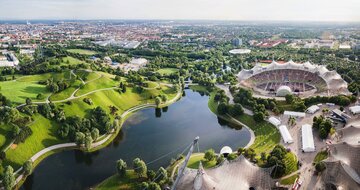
[268,117,281,127]
[279,125,293,144]
[301,124,315,152]
[349,106,360,114]
[284,111,306,118]
[306,105,320,114]
[220,146,233,155]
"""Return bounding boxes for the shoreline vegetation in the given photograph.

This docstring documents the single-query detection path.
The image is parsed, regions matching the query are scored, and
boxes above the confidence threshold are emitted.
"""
[0,69,181,189]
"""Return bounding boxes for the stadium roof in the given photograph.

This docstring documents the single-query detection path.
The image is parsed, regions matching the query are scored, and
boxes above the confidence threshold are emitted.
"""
[237,60,350,96]
[176,155,274,190]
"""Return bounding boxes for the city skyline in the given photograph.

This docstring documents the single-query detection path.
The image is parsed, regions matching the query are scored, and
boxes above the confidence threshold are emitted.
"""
[0,0,359,22]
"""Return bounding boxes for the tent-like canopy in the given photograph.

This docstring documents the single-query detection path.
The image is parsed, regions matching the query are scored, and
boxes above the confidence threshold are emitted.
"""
[279,125,293,144]
[301,124,315,152]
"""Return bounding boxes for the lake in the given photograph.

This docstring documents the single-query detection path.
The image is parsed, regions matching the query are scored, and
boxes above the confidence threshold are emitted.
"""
[21,89,251,190]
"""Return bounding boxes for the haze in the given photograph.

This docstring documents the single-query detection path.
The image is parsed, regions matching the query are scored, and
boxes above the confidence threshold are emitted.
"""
[0,0,359,22]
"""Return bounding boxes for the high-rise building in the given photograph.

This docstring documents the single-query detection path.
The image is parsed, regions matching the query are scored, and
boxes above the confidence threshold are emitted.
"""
[232,38,242,46]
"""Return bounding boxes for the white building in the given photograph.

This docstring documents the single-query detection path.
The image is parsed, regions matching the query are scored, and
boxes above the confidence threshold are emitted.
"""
[306,105,320,114]
[279,125,294,144]
[268,116,281,127]
[301,124,315,152]
[349,106,360,115]
[284,111,306,118]
[276,86,292,97]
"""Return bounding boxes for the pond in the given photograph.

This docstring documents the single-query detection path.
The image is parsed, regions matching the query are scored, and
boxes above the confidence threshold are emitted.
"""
[21,89,251,190]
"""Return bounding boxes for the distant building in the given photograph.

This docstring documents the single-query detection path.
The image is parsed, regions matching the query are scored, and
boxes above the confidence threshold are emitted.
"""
[0,52,19,67]
[352,43,360,50]
[232,38,242,46]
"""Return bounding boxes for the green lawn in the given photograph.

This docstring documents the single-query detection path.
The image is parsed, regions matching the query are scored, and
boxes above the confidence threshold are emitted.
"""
[67,49,98,55]
[157,68,179,75]
[313,150,328,163]
[284,152,299,175]
[2,115,65,172]
[74,70,101,82]
[76,75,118,96]
[143,81,159,89]
[96,170,137,190]
[0,124,14,149]
[187,153,217,169]
[16,72,71,83]
[235,114,281,154]
[280,174,299,185]
[0,80,51,104]
[61,56,87,66]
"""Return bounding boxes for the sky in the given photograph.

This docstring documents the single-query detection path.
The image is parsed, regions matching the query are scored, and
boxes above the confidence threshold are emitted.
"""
[0,0,359,22]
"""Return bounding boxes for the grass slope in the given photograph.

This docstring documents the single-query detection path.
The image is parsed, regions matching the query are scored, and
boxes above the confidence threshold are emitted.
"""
[157,68,179,75]
[0,80,51,104]
[2,115,65,172]
[67,49,97,55]
[187,153,217,169]
[95,170,137,190]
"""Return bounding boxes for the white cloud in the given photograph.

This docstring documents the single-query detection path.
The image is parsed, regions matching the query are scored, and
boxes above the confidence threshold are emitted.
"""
[0,0,359,21]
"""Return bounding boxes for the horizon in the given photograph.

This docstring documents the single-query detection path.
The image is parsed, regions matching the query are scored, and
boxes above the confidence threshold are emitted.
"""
[0,0,359,22]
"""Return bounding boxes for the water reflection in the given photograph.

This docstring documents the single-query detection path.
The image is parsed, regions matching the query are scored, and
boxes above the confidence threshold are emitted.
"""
[21,89,250,190]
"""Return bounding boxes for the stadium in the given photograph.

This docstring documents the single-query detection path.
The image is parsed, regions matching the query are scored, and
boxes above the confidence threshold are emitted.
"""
[237,60,350,98]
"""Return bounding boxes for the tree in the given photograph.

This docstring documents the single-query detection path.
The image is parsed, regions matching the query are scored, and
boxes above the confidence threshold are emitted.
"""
[84,135,93,150]
[204,149,216,161]
[148,182,161,190]
[25,98,32,105]
[216,154,225,164]
[217,102,228,115]
[12,125,21,138]
[319,128,328,139]
[260,152,267,162]
[315,162,326,173]
[3,166,15,190]
[133,158,147,178]
[147,170,156,181]
[90,128,99,141]
[23,160,33,176]
[116,159,127,177]
[156,167,168,183]
[139,182,149,189]
[285,94,294,104]
[155,97,162,107]
[253,111,265,122]
[75,132,85,145]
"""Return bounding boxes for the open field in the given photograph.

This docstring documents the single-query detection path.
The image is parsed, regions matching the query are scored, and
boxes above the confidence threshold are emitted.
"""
[2,115,65,172]
[67,49,98,55]
[61,56,87,66]
[95,170,137,190]
[0,124,13,149]
[187,153,217,169]
[157,68,179,75]
[74,70,101,82]
[0,80,51,104]
[16,72,71,82]
[76,75,119,96]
